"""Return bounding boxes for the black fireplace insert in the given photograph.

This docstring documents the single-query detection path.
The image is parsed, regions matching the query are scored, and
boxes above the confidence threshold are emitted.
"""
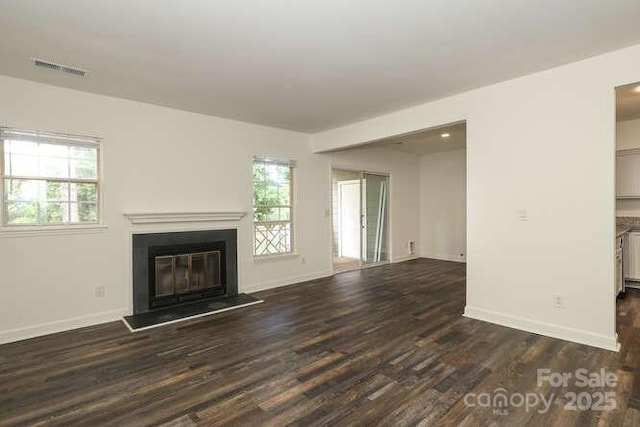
[132,229,238,314]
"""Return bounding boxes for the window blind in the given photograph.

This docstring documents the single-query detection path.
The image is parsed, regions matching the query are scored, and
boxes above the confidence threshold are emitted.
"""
[0,127,100,148]
[253,156,296,168]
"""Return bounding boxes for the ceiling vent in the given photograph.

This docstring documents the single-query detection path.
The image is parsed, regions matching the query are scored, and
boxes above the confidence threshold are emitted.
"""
[33,58,89,77]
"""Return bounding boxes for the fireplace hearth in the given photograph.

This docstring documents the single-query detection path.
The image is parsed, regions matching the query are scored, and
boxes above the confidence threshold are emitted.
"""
[132,229,238,314]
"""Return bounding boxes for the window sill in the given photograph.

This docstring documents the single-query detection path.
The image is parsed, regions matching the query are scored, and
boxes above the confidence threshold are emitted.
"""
[253,252,299,263]
[0,224,108,238]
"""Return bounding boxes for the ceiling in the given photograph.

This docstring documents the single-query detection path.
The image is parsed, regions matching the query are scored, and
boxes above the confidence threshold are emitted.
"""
[343,122,466,155]
[2,1,640,132]
[617,83,640,122]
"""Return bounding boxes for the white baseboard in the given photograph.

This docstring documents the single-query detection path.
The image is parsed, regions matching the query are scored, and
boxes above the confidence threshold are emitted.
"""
[420,253,467,263]
[392,255,421,263]
[464,306,620,352]
[0,308,129,345]
[241,270,333,293]
[0,271,333,345]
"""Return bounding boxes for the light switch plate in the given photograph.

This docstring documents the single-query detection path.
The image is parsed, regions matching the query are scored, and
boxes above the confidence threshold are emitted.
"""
[517,209,528,221]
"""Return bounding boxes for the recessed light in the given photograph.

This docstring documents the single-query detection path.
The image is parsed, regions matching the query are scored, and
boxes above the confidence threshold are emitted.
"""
[441,133,450,138]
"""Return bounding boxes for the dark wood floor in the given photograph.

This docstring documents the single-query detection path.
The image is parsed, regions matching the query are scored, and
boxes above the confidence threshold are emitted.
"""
[2,258,640,426]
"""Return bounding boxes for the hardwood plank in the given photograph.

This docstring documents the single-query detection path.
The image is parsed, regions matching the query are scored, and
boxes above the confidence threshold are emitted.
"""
[0,259,636,425]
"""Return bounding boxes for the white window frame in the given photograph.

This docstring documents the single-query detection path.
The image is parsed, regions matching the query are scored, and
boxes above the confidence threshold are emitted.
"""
[0,127,106,235]
[252,156,296,257]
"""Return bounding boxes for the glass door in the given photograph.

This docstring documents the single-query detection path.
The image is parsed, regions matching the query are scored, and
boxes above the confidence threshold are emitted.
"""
[361,173,389,266]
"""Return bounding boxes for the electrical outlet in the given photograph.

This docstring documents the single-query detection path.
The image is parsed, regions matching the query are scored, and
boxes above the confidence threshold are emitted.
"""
[94,285,105,298]
[301,256,306,264]
[408,241,415,255]
[553,294,565,309]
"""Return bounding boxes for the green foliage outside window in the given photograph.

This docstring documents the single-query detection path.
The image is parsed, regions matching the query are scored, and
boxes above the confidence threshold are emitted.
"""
[253,162,291,222]
[2,136,100,225]
[253,160,294,255]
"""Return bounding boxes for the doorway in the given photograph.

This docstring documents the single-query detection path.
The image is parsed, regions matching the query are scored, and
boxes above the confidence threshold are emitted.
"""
[615,82,640,336]
[332,169,390,273]
[338,179,361,261]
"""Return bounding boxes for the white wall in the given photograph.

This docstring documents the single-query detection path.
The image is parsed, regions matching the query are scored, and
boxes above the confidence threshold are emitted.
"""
[419,149,466,262]
[0,75,333,343]
[0,75,423,343]
[616,119,640,216]
[312,43,640,351]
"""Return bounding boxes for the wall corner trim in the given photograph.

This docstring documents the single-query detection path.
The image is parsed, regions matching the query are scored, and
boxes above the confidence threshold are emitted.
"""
[464,306,620,352]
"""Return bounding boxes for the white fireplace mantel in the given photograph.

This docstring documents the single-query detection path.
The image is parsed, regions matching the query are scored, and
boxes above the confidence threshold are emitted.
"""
[123,211,247,225]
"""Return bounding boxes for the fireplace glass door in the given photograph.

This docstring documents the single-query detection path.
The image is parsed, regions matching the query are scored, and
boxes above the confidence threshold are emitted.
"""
[174,255,190,293]
[155,256,174,297]
[155,251,221,298]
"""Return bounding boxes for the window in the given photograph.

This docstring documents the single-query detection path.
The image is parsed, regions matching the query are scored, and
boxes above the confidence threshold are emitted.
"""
[0,127,101,226]
[253,157,295,256]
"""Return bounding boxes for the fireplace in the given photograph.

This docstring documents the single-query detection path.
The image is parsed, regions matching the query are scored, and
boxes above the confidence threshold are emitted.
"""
[132,229,238,314]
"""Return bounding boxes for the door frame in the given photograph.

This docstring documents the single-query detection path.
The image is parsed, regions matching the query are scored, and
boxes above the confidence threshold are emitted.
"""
[330,166,392,274]
[360,172,391,269]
